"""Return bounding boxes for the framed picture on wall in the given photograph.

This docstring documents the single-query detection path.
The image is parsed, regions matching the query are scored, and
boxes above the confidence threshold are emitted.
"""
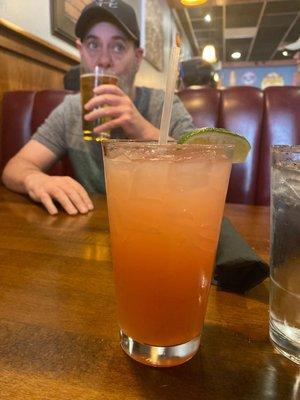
[50,0,86,45]
[140,0,164,71]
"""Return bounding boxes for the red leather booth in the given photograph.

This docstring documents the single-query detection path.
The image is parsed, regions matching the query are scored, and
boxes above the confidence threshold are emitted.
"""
[0,90,74,178]
[1,86,300,205]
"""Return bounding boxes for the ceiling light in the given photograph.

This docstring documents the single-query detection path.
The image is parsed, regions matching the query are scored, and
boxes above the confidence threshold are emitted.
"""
[188,85,203,90]
[204,14,211,23]
[231,51,241,60]
[282,50,288,57]
[213,73,219,82]
[180,0,208,6]
[202,45,217,63]
[284,36,300,50]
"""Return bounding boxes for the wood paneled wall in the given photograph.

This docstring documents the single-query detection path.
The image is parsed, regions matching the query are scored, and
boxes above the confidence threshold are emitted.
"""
[0,18,79,130]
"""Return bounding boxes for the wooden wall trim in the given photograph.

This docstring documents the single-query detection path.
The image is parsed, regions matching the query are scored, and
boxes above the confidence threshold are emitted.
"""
[0,18,79,73]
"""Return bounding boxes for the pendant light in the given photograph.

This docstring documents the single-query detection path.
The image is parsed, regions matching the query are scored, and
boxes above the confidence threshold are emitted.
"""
[202,44,217,63]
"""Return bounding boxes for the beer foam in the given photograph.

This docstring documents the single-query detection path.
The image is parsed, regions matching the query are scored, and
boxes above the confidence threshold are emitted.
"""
[81,73,117,79]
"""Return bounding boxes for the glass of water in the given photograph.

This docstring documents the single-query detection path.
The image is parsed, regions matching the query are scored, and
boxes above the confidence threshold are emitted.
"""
[269,145,300,365]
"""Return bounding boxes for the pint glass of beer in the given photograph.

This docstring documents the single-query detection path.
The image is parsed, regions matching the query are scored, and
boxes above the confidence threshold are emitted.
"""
[80,66,118,141]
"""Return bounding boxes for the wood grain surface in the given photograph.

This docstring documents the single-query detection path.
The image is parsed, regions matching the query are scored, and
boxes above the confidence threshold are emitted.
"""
[0,18,79,132]
[0,186,298,400]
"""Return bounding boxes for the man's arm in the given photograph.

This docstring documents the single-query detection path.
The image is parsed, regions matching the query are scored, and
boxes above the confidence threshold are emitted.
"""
[2,140,94,215]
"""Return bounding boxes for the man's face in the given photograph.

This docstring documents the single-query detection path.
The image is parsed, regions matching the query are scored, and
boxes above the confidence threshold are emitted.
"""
[77,22,143,95]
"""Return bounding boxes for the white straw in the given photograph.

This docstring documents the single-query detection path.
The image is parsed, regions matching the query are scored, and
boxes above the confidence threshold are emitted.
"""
[94,65,100,88]
[159,43,181,145]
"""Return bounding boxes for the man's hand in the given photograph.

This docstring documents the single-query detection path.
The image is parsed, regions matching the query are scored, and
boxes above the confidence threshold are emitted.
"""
[24,173,94,215]
[2,141,94,216]
[84,85,160,140]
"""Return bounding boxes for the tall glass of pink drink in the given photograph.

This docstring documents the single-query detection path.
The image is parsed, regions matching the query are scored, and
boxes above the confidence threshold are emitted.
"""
[102,141,233,367]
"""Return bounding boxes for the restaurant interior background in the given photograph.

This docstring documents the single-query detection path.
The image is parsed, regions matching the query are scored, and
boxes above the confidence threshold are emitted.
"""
[0,0,299,116]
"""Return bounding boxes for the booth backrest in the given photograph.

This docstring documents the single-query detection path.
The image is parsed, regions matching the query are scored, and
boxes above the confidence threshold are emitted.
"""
[178,86,300,205]
[0,90,73,177]
[1,86,300,205]
[256,87,300,205]
[178,87,264,204]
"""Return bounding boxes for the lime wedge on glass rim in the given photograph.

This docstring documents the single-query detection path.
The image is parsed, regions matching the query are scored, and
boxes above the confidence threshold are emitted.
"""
[177,127,251,163]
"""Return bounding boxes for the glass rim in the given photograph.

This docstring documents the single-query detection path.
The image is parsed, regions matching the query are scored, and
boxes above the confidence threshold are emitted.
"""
[101,139,235,150]
[80,71,119,80]
[271,145,300,154]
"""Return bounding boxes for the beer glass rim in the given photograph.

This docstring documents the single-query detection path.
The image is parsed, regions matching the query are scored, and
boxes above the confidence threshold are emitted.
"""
[80,71,118,78]
[80,64,118,79]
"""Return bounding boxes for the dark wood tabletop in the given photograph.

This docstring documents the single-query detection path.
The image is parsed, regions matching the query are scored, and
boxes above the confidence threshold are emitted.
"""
[0,186,298,400]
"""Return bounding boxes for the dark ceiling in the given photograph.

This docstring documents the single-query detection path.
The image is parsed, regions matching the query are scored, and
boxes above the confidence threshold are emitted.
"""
[168,0,300,63]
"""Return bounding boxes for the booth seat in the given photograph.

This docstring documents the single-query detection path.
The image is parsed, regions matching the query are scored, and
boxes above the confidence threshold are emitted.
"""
[1,86,300,205]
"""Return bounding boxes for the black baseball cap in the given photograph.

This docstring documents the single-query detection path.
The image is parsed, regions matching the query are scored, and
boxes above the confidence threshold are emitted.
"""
[75,0,140,46]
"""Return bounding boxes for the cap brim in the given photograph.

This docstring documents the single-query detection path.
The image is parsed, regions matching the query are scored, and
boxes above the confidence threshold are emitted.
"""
[75,8,139,44]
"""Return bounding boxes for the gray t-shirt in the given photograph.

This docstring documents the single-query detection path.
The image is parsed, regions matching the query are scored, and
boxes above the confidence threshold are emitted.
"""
[31,87,195,193]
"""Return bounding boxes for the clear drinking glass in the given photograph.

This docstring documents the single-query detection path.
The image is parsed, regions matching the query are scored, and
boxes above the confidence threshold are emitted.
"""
[80,66,118,141]
[270,145,300,365]
[102,141,234,367]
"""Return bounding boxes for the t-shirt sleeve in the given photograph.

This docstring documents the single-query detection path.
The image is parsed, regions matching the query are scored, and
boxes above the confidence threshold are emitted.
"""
[31,98,68,159]
[145,88,195,139]
[169,95,195,140]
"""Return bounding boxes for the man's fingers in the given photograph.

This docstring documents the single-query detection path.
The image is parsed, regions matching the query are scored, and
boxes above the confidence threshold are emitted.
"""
[85,105,121,122]
[75,186,94,211]
[93,117,123,134]
[93,84,123,96]
[51,189,79,215]
[39,192,59,215]
[85,94,124,111]
[67,179,94,211]
[66,190,90,214]
[25,174,94,215]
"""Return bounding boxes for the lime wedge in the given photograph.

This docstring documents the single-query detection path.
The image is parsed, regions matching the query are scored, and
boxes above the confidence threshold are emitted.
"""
[177,127,251,163]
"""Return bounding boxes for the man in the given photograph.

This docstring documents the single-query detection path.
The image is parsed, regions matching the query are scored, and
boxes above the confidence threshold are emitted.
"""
[2,0,195,215]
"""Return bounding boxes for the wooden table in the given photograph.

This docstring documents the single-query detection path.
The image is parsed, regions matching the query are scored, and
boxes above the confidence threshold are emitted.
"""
[0,186,298,400]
